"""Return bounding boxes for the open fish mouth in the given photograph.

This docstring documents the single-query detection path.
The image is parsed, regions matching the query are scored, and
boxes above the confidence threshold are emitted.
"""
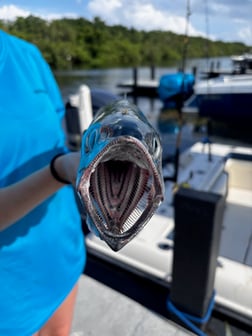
[77,136,163,251]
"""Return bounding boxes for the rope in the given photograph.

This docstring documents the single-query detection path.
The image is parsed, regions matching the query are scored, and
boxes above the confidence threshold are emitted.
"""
[166,290,216,336]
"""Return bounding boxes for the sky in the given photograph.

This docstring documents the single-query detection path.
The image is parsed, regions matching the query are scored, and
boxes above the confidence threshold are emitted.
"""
[0,0,252,46]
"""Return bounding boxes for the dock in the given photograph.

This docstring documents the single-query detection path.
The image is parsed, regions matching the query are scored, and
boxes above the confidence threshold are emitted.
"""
[71,274,195,336]
[117,79,159,97]
[117,67,159,97]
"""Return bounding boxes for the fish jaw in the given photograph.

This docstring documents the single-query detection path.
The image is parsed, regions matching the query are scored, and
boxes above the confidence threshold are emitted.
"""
[77,135,164,251]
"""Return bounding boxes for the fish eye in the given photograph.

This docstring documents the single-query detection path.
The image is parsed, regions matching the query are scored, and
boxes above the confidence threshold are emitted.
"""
[152,137,160,159]
[100,125,112,139]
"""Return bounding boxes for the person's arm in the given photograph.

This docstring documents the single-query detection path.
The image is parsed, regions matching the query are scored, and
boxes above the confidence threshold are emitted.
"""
[0,152,80,231]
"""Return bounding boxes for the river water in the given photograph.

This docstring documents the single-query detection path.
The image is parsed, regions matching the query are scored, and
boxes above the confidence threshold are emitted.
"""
[55,57,251,159]
[55,56,233,97]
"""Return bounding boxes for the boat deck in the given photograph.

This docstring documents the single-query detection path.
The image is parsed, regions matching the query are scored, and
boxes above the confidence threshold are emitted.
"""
[71,274,195,336]
[85,142,252,327]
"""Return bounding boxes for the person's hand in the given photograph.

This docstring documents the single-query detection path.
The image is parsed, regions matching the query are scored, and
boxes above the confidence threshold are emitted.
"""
[53,152,80,186]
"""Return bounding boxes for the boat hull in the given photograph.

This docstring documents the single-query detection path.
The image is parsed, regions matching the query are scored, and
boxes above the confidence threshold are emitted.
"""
[183,75,252,122]
[195,92,252,121]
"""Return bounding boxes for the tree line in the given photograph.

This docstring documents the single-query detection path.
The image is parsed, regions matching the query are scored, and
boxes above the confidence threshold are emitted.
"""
[1,15,251,70]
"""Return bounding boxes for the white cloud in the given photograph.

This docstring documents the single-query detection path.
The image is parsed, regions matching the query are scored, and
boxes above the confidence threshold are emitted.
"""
[88,0,205,37]
[237,26,252,46]
[0,5,30,20]
[209,3,230,16]
[0,4,78,21]
[38,12,79,21]
[88,0,122,13]
[1,1,250,45]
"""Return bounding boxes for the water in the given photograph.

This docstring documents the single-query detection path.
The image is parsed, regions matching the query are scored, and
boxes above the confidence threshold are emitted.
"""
[55,59,251,160]
[55,66,170,116]
[55,55,234,102]
[55,56,234,114]
[55,54,235,95]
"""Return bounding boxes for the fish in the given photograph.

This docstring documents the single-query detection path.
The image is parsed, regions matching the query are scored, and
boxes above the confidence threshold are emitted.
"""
[76,99,164,251]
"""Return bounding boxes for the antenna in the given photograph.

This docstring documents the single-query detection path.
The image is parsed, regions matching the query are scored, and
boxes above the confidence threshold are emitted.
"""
[164,0,192,184]
[205,0,210,73]
[204,0,213,152]
[181,0,191,74]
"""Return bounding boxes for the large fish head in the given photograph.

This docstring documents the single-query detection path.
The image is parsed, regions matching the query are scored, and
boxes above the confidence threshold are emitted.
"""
[76,99,164,251]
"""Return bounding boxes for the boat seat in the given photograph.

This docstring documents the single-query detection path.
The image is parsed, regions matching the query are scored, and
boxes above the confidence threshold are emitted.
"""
[219,157,252,266]
[219,186,252,266]
[225,158,252,190]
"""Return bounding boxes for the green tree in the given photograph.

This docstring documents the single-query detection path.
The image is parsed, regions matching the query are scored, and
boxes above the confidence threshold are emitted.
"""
[2,16,250,70]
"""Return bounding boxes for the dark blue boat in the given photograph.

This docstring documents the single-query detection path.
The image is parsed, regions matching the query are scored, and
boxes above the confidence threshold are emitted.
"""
[183,74,252,122]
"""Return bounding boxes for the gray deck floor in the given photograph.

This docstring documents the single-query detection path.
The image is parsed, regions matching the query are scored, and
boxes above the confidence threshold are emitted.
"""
[71,275,194,336]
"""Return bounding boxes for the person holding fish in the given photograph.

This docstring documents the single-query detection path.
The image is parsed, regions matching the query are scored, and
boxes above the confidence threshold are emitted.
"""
[0,30,85,335]
[0,28,165,335]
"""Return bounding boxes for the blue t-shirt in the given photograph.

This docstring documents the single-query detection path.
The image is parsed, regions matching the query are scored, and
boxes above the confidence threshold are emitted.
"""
[0,30,86,335]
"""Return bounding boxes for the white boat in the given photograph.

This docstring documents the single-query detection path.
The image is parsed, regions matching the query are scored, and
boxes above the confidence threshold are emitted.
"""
[231,53,252,75]
[200,53,252,79]
[86,141,252,328]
